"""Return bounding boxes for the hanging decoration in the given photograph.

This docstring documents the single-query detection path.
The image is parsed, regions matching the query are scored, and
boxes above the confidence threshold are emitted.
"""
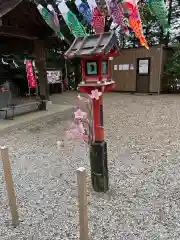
[123,0,149,49]
[37,3,65,40]
[56,0,87,37]
[47,4,65,40]
[147,0,169,35]
[47,4,60,26]
[75,0,93,25]
[25,60,37,89]
[105,0,129,34]
[92,8,105,34]
[13,60,19,68]
[87,0,105,34]
[1,54,19,68]
[1,58,8,65]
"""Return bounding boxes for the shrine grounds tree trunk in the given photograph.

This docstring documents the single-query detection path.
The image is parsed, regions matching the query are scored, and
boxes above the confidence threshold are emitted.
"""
[34,40,49,108]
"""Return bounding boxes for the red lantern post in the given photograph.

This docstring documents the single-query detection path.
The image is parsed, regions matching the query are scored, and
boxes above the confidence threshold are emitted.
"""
[65,32,120,192]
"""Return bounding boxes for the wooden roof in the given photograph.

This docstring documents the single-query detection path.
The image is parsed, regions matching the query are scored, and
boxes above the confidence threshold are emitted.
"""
[0,0,55,40]
[0,0,22,17]
[0,0,66,53]
[64,31,119,58]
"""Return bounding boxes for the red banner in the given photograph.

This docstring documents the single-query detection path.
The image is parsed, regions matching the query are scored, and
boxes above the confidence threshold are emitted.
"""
[25,60,36,89]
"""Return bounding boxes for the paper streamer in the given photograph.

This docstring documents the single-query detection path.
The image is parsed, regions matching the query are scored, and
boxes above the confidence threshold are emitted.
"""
[56,0,87,37]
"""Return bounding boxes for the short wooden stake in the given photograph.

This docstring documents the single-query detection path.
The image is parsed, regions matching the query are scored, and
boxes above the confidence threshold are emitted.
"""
[0,146,19,227]
[77,167,88,240]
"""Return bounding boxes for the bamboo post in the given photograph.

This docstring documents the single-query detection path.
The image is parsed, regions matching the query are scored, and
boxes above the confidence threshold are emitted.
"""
[0,146,19,227]
[77,167,88,240]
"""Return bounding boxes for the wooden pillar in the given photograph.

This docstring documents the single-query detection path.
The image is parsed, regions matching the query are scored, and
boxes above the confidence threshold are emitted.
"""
[0,147,19,227]
[77,167,88,240]
[34,40,49,109]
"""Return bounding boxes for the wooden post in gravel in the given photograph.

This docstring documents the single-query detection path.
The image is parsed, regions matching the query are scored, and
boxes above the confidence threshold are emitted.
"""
[77,167,88,240]
[0,146,19,227]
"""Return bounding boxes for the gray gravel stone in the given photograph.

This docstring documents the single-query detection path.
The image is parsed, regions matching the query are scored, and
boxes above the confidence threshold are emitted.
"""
[1,92,180,239]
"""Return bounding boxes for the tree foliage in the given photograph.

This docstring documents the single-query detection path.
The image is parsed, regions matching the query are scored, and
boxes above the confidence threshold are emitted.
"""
[165,44,180,79]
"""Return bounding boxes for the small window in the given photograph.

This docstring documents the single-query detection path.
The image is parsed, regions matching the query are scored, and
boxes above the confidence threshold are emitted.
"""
[85,61,98,76]
[138,59,149,74]
[102,60,108,75]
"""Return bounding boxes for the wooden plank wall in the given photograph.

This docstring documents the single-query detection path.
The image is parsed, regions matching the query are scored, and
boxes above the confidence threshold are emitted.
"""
[161,48,173,92]
[110,45,163,93]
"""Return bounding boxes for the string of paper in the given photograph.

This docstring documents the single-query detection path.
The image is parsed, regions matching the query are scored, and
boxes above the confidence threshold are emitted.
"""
[56,0,87,37]
[147,0,169,35]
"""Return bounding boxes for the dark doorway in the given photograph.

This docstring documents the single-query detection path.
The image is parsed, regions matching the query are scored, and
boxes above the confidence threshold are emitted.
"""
[136,58,150,93]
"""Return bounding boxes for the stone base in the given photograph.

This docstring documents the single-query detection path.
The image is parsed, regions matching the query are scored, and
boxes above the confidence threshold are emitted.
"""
[90,141,109,192]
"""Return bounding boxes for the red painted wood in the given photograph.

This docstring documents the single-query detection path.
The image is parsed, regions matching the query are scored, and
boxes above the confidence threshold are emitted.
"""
[81,55,110,82]
[93,95,104,142]
[81,59,85,79]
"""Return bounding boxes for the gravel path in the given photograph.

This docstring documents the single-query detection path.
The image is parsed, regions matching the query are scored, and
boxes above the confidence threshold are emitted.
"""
[1,92,180,239]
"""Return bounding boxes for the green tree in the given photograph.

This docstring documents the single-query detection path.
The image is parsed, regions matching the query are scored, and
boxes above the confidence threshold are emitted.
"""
[165,44,180,78]
[162,44,180,92]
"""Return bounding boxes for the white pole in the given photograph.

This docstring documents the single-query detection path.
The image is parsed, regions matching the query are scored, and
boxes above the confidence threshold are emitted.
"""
[77,167,88,240]
[0,146,19,227]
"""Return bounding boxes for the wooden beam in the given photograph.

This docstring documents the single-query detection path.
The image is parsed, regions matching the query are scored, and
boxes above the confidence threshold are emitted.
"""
[34,40,49,103]
[0,31,38,40]
[0,25,38,40]
[74,36,88,56]
[0,146,19,227]
[64,37,78,58]
[0,37,34,54]
[90,34,104,54]
[77,167,88,240]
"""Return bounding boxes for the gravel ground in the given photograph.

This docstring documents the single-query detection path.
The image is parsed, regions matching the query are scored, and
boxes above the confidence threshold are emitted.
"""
[1,92,180,239]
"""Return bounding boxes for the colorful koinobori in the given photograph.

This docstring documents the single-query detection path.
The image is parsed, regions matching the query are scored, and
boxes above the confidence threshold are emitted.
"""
[37,3,65,40]
[123,0,149,49]
[74,0,105,34]
[35,0,169,49]
[75,0,93,25]
[147,0,169,35]
[86,0,105,34]
[56,0,87,37]
[105,0,129,35]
